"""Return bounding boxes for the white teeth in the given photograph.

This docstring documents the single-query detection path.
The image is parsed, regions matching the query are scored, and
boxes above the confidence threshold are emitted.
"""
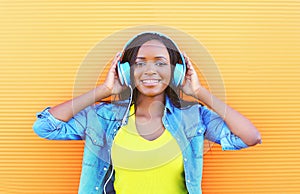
[142,80,159,83]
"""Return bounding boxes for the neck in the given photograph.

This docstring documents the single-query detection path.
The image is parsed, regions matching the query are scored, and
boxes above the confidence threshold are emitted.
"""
[135,93,165,118]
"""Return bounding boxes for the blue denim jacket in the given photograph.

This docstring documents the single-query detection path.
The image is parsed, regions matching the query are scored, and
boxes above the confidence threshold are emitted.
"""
[33,96,248,194]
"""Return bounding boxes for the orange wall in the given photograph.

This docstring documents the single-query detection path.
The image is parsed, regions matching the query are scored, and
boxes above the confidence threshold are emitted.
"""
[1,0,300,193]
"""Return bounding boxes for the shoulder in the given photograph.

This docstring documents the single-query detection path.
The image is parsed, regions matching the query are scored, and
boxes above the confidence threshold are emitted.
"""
[178,99,213,113]
[91,100,129,119]
[174,99,203,112]
[94,100,128,109]
[171,100,216,124]
[169,99,203,121]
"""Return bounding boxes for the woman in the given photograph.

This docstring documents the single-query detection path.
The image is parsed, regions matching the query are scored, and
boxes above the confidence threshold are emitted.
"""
[33,32,261,194]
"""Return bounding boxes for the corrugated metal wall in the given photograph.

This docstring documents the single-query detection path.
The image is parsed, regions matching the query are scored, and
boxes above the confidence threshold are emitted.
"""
[1,0,299,193]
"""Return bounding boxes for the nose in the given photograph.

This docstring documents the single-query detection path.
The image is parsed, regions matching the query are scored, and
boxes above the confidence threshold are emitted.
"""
[144,63,157,75]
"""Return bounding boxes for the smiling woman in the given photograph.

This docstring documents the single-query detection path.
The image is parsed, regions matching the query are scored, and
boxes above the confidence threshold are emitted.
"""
[32,31,261,194]
[133,40,171,100]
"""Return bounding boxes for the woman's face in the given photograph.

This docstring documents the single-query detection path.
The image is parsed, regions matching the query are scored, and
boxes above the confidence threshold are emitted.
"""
[133,39,171,98]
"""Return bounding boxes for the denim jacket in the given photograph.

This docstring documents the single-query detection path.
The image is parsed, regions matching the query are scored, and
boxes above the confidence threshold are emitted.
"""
[33,96,248,194]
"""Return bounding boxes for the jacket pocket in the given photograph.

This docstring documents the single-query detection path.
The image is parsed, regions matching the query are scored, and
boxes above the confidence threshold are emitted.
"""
[85,127,104,147]
[85,126,112,164]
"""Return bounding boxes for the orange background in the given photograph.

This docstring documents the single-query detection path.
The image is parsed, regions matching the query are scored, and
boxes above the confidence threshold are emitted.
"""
[1,0,300,193]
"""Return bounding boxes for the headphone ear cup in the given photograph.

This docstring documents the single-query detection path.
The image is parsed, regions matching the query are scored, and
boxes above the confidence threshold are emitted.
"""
[117,61,125,85]
[117,61,131,86]
[180,60,186,86]
[173,63,186,86]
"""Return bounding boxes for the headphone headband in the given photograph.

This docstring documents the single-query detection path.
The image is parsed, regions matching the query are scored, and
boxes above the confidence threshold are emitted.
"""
[122,31,182,53]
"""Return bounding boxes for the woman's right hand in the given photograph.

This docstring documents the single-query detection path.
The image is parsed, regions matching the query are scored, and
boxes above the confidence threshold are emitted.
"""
[103,51,126,95]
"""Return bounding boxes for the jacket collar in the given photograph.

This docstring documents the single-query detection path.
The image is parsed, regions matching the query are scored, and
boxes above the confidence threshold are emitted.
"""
[114,95,175,123]
[164,95,175,114]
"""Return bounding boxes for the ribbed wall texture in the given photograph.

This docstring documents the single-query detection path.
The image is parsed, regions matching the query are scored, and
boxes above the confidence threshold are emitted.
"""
[1,0,300,193]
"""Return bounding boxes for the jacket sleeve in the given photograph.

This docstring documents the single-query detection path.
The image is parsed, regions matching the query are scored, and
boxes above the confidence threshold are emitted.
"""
[32,106,90,140]
[200,105,248,151]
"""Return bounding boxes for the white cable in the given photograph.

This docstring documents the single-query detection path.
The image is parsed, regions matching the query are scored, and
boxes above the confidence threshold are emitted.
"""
[103,164,114,194]
[104,86,133,193]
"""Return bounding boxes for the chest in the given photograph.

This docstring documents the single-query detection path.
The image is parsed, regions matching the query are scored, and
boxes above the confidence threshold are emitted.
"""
[135,115,165,141]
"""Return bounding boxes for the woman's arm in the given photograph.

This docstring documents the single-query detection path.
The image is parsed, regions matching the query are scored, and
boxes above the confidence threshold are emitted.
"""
[33,52,124,140]
[49,52,124,122]
[181,52,261,146]
[194,86,261,146]
[48,85,111,122]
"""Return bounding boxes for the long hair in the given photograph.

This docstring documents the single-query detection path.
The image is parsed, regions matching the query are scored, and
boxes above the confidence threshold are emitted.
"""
[119,32,196,108]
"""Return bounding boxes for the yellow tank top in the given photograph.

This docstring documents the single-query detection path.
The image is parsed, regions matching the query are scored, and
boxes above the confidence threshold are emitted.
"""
[111,106,187,194]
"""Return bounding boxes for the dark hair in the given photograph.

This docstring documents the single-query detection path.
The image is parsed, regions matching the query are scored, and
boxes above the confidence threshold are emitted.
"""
[119,32,196,108]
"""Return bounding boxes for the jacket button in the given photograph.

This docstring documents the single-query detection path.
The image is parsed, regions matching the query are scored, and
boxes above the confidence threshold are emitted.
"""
[95,186,99,190]
[94,139,97,143]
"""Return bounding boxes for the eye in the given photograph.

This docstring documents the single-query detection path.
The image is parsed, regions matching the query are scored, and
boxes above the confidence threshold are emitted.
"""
[155,62,168,66]
[134,62,146,66]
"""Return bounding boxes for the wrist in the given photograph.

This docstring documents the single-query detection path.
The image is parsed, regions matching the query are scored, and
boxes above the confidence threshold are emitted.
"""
[193,86,203,100]
[96,84,112,99]
[193,87,214,108]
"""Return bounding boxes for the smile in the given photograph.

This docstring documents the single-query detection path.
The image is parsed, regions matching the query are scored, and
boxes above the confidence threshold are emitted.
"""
[141,79,161,86]
[142,79,160,83]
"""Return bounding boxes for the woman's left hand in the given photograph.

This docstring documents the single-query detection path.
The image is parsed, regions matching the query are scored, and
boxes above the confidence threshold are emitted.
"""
[181,52,202,98]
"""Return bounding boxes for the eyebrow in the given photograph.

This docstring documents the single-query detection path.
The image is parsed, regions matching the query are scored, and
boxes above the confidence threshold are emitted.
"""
[136,56,168,60]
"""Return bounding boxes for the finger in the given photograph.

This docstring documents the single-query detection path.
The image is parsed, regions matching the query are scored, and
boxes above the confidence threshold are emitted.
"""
[187,59,196,71]
[182,52,187,63]
[110,52,122,72]
[183,53,192,69]
[113,51,122,62]
[185,75,191,80]
[112,52,121,65]
[186,64,194,72]
[186,71,193,77]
